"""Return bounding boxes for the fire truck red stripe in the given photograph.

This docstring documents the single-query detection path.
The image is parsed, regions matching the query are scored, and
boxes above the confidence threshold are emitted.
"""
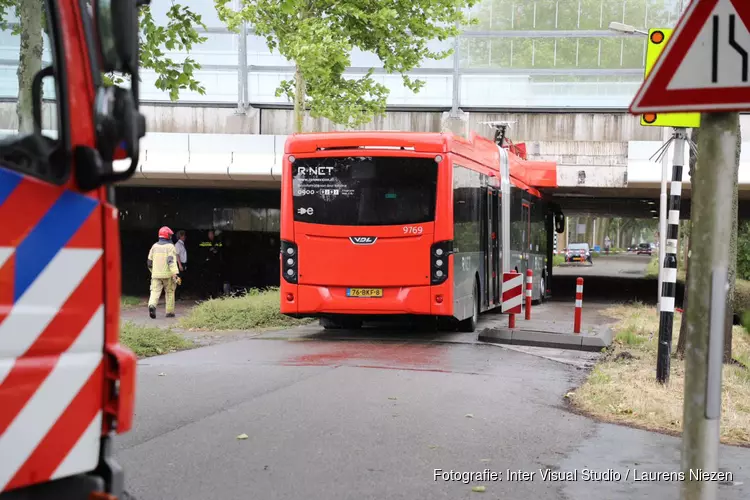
[0,260,102,435]
[5,362,102,490]
[0,178,61,247]
[0,253,14,327]
[65,208,102,248]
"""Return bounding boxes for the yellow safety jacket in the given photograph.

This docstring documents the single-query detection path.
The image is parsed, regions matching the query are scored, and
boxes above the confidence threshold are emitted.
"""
[148,240,179,279]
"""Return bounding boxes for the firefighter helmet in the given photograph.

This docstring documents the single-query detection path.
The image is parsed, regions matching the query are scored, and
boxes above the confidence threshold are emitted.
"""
[158,226,174,239]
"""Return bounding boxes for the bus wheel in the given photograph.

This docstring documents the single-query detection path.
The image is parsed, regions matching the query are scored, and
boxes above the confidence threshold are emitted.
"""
[320,318,342,329]
[458,281,479,333]
[537,275,546,305]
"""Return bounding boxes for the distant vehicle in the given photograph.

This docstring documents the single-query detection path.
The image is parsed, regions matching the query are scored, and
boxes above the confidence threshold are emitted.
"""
[637,243,653,255]
[566,243,593,264]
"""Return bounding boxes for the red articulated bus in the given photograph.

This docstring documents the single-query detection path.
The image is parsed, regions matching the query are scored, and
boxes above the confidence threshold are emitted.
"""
[279,128,564,332]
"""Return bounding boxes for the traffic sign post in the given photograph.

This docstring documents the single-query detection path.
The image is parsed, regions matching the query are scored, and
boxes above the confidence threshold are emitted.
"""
[631,0,750,114]
[629,1,748,499]
[639,27,701,315]
[639,28,701,128]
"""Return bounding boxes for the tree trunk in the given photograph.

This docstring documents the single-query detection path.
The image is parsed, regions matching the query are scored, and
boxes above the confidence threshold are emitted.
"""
[723,114,741,363]
[677,126,701,357]
[17,0,44,133]
[293,65,306,133]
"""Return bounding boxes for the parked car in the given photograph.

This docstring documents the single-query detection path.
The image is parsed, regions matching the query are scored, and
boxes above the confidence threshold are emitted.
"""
[565,243,593,264]
[637,243,653,256]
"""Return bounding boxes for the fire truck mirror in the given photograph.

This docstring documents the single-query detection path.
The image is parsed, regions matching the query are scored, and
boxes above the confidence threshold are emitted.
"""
[94,0,141,75]
[31,66,55,135]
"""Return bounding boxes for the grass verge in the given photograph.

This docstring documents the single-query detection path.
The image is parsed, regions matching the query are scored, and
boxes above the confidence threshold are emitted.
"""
[552,254,565,267]
[645,256,750,314]
[568,303,750,446]
[121,321,195,358]
[178,287,313,331]
[121,296,144,308]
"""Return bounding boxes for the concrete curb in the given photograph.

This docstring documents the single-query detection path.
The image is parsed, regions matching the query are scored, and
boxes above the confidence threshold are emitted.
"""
[478,326,612,352]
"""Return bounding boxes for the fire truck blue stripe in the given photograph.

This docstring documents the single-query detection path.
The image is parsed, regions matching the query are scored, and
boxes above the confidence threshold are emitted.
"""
[0,167,22,206]
[14,191,98,301]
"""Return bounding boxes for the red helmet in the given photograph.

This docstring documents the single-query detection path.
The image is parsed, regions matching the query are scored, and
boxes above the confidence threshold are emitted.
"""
[158,226,174,239]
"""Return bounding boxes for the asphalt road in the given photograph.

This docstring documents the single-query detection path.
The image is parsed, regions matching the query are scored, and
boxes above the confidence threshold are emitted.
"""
[116,328,749,499]
[554,253,651,278]
[551,253,684,306]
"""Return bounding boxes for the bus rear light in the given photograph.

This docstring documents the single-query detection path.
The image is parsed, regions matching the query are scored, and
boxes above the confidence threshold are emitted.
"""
[430,241,453,285]
[281,240,298,284]
[286,293,294,302]
[435,294,443,304]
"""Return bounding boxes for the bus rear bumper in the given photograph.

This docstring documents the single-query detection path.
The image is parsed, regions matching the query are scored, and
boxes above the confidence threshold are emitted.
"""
[281,284,453,316]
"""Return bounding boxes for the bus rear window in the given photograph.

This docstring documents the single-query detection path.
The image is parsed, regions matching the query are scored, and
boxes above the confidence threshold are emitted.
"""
[291,156,437,226]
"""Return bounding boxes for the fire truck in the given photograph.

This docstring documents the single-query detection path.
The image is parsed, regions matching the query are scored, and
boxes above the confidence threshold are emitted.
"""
[0,0,146,498]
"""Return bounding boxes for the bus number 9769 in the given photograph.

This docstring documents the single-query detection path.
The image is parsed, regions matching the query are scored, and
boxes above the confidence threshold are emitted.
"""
[403,226,423,235]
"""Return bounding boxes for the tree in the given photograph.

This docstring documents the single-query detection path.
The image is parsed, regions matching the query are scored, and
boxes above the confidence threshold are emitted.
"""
[724,114,741,363]
[1,0,208,133]
[677,117,741,362]
[215,0,479,133]
[677,126,699,358]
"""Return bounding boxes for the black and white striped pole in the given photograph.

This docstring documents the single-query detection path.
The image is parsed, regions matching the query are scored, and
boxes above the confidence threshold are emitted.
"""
[656,127,688,384]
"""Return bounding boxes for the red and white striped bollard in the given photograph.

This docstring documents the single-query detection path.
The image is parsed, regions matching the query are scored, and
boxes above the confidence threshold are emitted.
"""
[525,269,533,320]
[574,277,584,334]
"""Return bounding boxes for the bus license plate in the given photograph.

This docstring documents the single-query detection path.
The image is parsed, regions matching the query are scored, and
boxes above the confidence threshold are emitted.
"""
[347,288,383,298]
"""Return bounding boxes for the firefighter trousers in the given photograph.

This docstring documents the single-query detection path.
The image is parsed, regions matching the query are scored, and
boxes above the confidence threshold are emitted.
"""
[148,278,176,314]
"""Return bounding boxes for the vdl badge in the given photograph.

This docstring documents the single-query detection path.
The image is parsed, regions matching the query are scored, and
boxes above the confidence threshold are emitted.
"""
[346,288,383,298]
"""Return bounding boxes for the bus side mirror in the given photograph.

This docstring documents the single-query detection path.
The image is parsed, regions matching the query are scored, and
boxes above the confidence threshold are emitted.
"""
[554,212,565,234]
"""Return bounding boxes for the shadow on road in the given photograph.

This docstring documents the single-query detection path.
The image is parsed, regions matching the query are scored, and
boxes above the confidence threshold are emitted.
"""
[551,274,684,307]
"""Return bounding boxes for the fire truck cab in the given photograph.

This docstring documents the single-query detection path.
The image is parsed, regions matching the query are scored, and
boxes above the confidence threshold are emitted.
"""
[0,1,146,498]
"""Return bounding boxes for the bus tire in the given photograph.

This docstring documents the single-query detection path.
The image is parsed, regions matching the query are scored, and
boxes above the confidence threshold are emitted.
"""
[320,317,362,330]
[536,274,546,305]
[320,318,342,329]
[458,280,479,333]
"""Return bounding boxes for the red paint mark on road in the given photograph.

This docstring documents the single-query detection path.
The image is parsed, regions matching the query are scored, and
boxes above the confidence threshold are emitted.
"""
[281,342,450,371]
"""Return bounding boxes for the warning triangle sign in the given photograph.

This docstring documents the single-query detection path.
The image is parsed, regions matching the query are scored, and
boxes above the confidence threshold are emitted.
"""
[630,0,750,114]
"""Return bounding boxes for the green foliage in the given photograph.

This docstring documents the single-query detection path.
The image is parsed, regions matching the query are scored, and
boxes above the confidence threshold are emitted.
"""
[215,0,479,129]
[552,254,565,267]
[1,0,207,102]
[615,329,648,346]
[737,221,750,281]
[121,295,144,308]
[138,4,208,101]
[120,321,194,358]
[179,287,312,331]
[0,0,22,35]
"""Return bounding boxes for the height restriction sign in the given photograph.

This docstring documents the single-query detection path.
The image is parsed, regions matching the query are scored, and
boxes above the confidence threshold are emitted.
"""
[639,29,701,128]
[630,0,750,114]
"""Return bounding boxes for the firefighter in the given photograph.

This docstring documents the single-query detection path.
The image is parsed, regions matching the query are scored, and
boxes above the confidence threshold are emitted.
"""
[147,226,181,318]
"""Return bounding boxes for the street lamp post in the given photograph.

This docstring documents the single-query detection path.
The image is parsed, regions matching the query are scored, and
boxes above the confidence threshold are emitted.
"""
[608,21,649,35]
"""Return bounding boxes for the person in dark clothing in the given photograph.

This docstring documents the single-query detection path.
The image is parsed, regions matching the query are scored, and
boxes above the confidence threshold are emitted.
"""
[199,230,223,298]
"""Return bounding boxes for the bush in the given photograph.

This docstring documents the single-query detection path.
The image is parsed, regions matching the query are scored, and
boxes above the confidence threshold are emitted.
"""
[552,254,565,267]
[645,255,659,279]
[120,322,194,358]
[736,280,750,317]
[737,221,750,281]
[178,287,311,331]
